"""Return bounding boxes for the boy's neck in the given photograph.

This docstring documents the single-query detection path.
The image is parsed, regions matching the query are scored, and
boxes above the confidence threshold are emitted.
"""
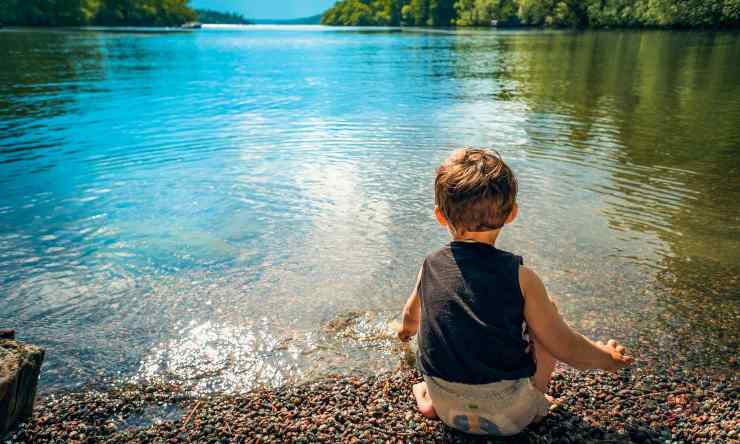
[452,229,501,246]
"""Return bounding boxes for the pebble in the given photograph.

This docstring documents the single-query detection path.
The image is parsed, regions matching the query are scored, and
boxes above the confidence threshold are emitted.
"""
[7,365,738,443]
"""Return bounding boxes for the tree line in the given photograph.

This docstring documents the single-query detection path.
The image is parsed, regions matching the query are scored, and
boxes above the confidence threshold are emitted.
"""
[195,9,250,25]
[0,0,196,27]
[320,0,740,28]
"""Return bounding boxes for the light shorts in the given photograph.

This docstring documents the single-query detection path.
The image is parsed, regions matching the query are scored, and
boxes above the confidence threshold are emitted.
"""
[424,375,550,436]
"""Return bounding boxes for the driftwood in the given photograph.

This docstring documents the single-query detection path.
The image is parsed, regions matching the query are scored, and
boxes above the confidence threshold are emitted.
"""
[0,337,44,437]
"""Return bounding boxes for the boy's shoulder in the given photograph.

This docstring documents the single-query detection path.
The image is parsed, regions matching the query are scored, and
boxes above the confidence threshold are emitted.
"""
[425,243,453,261]
[424,242,522,266]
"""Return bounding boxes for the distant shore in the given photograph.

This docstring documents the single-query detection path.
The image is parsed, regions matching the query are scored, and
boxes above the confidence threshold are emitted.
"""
[321,0,739,29]
[5,23,740,32]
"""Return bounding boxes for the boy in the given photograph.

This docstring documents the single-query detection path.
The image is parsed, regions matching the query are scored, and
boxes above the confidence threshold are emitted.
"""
[397,148,633,436]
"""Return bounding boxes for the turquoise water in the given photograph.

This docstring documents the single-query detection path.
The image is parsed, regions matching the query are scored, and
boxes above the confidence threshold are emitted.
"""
[1,26,738,392]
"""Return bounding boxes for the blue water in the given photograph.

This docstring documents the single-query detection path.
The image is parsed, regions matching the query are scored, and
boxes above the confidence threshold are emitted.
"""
[1,26,738,392]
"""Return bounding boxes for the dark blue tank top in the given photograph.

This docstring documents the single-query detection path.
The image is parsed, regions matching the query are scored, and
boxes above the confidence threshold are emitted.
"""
[416,241,536,384]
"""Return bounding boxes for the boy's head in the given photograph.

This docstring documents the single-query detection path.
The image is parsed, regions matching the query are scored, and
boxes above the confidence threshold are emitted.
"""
[434,148,518,234]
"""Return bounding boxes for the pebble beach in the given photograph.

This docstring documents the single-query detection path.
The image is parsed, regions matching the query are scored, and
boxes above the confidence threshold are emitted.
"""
[8,363,738,443]
[6,268,740,443]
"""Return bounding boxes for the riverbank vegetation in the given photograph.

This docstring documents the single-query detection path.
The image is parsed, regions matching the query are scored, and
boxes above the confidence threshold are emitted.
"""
[0,0,196,27]
[195,9,250,25]
[320,0,740,28]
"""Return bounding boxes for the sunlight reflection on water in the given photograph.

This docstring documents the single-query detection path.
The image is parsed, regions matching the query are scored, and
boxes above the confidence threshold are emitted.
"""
[0,27,738,392]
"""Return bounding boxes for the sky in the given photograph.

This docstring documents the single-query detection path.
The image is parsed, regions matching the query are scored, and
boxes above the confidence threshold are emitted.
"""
[191,0,337,19]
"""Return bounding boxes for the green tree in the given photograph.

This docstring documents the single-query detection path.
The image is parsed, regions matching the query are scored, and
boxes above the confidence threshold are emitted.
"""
[428,0,455,25]
[0,0,195,27]
[453,0,476,24]
[322,0,406,25]
[402,0,428,24]
[518,0,588,26]
[196,9,250,24]
[374,0,403,25]
[454,0,519,25]
[320,0,739,28]
[645,0,728,27]
[584,0,647,27]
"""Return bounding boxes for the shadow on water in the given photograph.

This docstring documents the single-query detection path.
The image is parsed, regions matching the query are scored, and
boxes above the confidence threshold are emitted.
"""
[451,31,740,265]
[446,30,740,369]
[0,30,105,166]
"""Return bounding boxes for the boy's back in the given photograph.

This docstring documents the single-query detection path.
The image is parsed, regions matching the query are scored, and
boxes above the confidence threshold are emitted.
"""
[397,148,633,436]
[417,241,535,385]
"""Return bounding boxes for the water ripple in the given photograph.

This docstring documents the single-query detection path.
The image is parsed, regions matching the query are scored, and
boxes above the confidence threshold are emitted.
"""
[1,27,738,392]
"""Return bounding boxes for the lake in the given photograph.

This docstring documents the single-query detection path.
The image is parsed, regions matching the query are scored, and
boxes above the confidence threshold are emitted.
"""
[1,25,738,393]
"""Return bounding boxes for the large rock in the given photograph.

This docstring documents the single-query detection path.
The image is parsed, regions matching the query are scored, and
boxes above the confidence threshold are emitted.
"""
[0,337,44,437]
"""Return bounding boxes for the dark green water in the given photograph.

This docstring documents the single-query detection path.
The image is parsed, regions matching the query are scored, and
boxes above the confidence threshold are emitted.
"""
[0,26,738,392]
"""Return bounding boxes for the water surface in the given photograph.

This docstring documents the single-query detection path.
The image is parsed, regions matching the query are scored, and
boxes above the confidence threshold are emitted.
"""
[1,26,738,392]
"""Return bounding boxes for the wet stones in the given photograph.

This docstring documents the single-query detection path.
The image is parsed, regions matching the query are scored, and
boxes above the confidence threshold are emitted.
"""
[0,337,45,437]
[322,311,363,333]
[7,365,740,443]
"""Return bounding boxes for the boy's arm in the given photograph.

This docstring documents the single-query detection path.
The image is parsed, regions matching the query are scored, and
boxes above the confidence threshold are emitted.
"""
[397,266,423,342]
[520,266,633,372]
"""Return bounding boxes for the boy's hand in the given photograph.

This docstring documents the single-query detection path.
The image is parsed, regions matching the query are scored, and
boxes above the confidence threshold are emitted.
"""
[397,318,419,342]
[595,339,634,371]
[398,266,423,342]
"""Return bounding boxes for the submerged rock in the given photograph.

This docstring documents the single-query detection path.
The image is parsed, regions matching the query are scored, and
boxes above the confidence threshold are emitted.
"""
[0,338,45,437]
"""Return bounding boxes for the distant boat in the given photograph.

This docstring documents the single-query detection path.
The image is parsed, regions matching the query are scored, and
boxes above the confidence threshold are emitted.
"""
[181,22,202,29]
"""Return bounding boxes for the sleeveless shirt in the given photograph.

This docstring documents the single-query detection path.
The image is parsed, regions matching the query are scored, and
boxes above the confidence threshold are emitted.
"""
[416,241,536,384]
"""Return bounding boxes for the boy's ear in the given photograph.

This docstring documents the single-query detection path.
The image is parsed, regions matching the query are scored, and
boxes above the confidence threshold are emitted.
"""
[434,207,448,227]
[505,203,518,224]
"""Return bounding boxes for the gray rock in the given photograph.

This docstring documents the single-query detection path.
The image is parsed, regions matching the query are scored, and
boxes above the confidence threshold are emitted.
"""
[0,339,45,437]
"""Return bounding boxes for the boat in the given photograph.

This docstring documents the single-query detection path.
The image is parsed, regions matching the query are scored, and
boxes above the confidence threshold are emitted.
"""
[181,22,202,29]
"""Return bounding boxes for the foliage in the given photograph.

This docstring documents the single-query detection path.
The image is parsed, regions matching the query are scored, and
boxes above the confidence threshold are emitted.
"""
[320,0,740,27]
[453,0,519,25]
[322,0,403,25]
[518,0,587,26]
[0,0,196,27]
[195,9,250,25]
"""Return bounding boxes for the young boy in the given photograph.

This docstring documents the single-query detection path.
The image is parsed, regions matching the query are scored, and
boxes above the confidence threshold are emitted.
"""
[397,148,633,436]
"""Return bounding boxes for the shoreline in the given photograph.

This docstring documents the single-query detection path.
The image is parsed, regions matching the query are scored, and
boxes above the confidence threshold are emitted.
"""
[7,364,737,443]
[3,24,740,31]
